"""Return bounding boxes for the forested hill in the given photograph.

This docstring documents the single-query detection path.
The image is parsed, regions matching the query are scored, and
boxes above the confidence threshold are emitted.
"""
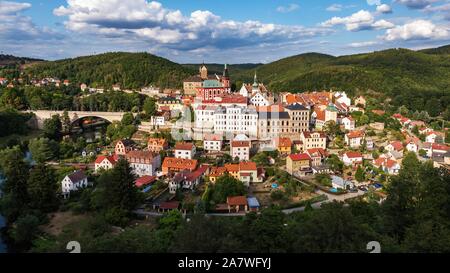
[232,47,450,97]
[0,54,43,67]
[25,52,195,89]
[419,44,450,55]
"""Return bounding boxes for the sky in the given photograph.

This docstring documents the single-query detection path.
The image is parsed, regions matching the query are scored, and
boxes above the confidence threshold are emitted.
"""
[1,0,450,63]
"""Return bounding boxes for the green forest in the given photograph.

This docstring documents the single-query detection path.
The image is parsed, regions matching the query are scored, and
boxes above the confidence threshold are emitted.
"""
[0,151,449,253]
[25,52,194,89]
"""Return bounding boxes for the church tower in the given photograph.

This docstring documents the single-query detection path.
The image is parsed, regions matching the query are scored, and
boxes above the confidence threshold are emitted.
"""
[200,63,208,80]
[222,64,230,89]
[252,71,259,94]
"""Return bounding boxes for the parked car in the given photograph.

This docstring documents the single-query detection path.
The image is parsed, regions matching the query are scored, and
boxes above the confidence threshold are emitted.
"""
[358,186,368,192]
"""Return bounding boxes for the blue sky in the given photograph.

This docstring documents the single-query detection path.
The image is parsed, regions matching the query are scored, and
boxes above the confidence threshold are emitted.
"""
[1,0,450,63]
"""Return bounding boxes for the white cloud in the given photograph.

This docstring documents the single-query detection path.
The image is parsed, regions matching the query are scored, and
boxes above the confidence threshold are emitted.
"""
[0,1,31,14]
[321,10,394,31]
[53,0,328,52]
[276,4,300,13]
[0,1,60,41]
[395,0,436,10]
[367,0,381,6]
[326,4,343,12]
[349,41,379,47]
[384,19,449,41]
[377,4,393,14]
[425,3,450,20]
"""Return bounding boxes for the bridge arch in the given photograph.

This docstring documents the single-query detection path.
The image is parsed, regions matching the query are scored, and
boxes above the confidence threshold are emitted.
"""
[25,110,133,129]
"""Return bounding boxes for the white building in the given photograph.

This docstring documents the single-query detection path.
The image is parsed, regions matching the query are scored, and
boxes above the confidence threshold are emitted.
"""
[406,141,418,153]
[125,151,161,177]
[149,116,166,126]
[203,134,223,152]
[61,170,88,198]
[334,91,351,107]
[214,105,258,140]
[174,142,196,159]
[340,116,355,131]
[249,91,271,106]
[342,151,363,166]
[94,155,118,173]
[345,130,365,148]
[194,105,217,131]
[231,140,251,161]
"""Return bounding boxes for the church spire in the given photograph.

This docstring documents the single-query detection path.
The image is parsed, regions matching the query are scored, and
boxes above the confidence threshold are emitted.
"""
[253,71,258,87]
[223,63,229,78]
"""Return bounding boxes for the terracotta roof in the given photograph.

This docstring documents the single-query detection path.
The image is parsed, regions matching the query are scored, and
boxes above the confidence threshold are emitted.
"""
[125,150,158,163]
[289,153,311,161]
[306,148,328,158]
[225,164,240,172]
[432,143,450,151]
[210,166,227,177]
[346,130,364,138]
[204,134,222,141]
[231,141,251,148]
[135,176,157,187]
[344,151,363,158]
[202,94,247,104]
[314,109,326,121]
[239,161,257,171]
[148,138,167,146]
[274,137,292,148]
[162,157,197,170]
[374,158,398,169]
[389,141,404,151]
[227,196,247,206]
[95,155,118,165]
[175,142,194,150]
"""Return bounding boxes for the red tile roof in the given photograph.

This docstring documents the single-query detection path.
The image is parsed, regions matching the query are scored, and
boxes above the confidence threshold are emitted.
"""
[135,176,157,187]
[125,150,158,164]
[239,161,257,171]
[274,137,292,148]
[162,157,197,170]
[95,155,118,165]
[389,141,404,151]
[306,148,328,158]
[231,141,251,148]
[432,143,450,151]
[175,142,194,150]
[346,130,364,138]
[344,151,363,158]
[210,166,227,177]
[225,164,240,172]
[289,153,311,161]
[227,196,247,206]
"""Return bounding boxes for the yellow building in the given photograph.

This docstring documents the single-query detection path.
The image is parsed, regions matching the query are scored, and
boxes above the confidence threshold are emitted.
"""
[273,137,292,155]
[286,153,311,175]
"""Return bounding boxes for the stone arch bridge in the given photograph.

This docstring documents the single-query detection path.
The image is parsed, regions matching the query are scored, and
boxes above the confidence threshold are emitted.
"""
[24,110,133,129]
